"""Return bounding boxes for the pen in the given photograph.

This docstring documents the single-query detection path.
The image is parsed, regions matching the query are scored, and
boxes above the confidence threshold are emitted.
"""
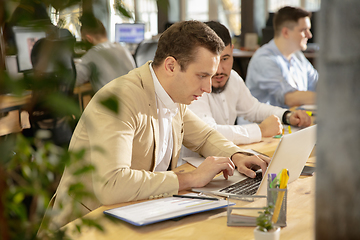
[306,111,316,117]
[173,195,219,201]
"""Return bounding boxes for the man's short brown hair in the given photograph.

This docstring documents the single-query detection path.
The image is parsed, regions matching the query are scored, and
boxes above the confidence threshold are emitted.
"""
[273,6,311,37]
[152,20,225,71]
[80,14,107,38]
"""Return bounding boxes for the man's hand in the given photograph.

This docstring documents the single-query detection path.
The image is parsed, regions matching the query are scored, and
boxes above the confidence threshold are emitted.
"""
[231,153,270,178]
[289,110,311,127]
[258,115,282,137]
[176,156,235,190]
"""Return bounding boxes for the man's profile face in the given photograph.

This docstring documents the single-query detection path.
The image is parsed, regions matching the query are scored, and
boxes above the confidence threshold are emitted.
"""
[212,44,234,92]
[169,47,220,105]
[287,17,312,51]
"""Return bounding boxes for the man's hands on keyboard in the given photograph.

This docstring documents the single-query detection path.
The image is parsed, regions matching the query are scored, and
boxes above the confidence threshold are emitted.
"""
[220,172,263,195]
[231,153,270,178]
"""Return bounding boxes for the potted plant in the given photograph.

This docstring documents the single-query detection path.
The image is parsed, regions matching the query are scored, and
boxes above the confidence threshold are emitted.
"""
[254,205,280,240]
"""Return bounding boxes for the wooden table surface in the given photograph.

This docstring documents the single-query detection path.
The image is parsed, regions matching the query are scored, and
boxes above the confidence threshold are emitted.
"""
[0,93,31,113]
[63,136,316,240]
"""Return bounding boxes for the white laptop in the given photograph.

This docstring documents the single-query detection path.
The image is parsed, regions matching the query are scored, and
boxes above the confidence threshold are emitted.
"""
[190,125,317,197]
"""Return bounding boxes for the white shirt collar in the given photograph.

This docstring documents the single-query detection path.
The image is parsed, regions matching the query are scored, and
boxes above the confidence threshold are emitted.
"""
[149,63,178,116]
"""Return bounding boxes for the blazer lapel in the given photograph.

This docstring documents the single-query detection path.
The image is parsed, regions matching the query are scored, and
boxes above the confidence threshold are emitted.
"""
[139,61,159,171]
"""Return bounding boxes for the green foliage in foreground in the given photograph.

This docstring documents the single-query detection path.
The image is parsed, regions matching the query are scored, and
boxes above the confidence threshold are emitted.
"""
[0,132,104,239]
[256,204,275,232]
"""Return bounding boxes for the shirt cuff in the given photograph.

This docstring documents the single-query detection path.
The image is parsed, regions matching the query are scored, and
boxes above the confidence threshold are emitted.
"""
[214,124,262,145]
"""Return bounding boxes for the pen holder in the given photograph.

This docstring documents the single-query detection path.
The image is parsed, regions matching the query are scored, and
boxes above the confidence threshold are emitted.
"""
[267,178,287,227]
[227,195,267,227]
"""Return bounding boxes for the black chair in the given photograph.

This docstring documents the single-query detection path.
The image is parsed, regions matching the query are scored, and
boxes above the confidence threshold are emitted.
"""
[133,39,158,67]
[261,27,274,46]
[28,30,77,146]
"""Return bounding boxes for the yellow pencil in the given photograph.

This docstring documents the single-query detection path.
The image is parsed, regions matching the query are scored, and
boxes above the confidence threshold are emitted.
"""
[288,125,292,134]
[271,169,289,223]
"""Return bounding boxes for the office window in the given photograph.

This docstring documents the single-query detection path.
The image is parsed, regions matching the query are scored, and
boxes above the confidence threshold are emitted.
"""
[110,0,158,42]
[268,0,321,12]
[136,0,158,37]
[186,0,209,21]
[49,4,82,40]
[219,0,241,36]
[184,0,241,37]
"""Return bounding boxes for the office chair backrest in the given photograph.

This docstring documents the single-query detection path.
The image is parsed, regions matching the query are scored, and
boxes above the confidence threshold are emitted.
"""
[31,35,76,97]
[28,30,76,146]
[133,39,158,67]
[261,27,274,46]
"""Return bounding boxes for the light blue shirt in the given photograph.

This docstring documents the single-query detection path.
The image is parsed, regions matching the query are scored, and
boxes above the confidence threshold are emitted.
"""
[246,39,318,108]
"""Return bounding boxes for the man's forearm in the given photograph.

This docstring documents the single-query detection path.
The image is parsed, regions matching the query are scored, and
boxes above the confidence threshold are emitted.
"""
[284,91,316,107]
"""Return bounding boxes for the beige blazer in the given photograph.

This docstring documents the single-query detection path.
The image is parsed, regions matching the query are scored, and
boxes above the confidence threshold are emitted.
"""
[50,62,245,228]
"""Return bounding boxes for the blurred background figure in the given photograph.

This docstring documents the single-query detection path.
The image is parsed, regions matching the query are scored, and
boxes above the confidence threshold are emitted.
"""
[75,14,136,92]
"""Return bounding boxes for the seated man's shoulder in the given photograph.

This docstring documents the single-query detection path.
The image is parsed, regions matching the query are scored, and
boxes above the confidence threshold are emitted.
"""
[229,70,246,86]
[253,45,279,60]
[104,73,144,96]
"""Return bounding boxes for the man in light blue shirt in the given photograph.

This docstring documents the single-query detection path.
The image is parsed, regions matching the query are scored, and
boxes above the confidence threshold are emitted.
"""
[246,6,318,108]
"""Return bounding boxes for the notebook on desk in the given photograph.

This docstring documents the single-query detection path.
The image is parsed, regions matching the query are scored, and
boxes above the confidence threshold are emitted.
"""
[191,125,317,197]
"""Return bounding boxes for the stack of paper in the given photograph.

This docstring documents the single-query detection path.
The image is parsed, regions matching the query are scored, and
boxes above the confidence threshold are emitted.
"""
[104,193,232,226]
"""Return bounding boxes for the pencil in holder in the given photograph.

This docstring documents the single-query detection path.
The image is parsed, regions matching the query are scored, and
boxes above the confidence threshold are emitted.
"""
[267,177,287,227]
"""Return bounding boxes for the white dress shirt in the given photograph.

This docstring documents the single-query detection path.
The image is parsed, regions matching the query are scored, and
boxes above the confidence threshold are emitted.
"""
[150,64,179,171]
[188,70,286,145]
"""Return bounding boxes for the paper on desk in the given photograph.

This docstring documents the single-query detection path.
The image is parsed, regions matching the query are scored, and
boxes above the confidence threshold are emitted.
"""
[104,193,232,226]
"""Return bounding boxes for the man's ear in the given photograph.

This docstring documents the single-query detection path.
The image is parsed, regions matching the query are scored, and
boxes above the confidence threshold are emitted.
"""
[282,27,290,39]
[164,56,177,75]
[85,34,93,44]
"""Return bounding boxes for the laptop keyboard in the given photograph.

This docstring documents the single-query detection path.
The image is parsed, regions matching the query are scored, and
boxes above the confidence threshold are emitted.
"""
[219,171,263,195]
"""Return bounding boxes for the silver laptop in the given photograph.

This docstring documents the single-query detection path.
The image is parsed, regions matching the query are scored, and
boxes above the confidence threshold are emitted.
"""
[191,125,317,197]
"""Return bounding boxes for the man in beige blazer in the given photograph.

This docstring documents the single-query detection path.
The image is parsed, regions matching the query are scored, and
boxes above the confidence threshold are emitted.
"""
[50,20,270,228]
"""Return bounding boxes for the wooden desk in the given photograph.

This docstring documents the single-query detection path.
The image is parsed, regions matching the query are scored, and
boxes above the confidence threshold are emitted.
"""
[0,93,31,113]
[63,137,315,240]
[73,82,93,111]
[0,93,32,136]
[0,83,92,114]
[0,83,94,136]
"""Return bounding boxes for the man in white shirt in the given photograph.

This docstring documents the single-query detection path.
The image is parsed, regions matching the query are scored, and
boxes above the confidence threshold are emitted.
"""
[187,21,311,146]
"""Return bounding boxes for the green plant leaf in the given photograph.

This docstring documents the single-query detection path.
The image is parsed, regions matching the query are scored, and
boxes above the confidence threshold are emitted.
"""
[113,0,133,19]
[73,164,95,176]
[100,95,119,114]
